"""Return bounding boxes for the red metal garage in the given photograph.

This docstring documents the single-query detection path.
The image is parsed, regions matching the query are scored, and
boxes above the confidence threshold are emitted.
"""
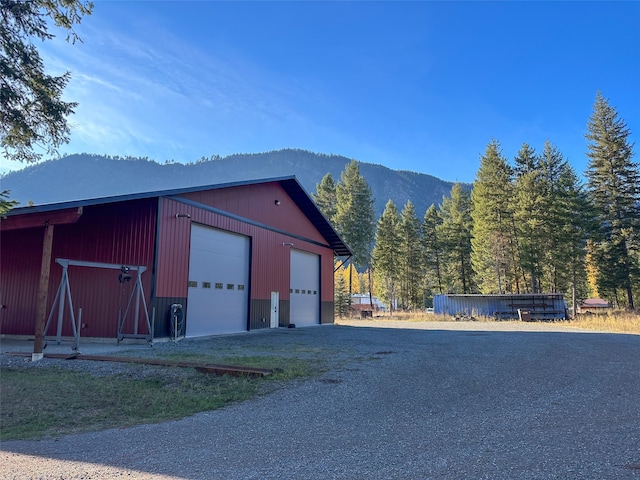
[0,177,351,343]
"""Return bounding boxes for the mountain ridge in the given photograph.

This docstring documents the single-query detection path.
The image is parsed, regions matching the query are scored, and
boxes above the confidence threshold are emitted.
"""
[1,149,468,218]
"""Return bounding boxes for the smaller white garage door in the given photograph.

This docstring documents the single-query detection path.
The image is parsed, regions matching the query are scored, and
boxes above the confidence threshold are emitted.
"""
[290,249,320,326]
[187,224,249,336]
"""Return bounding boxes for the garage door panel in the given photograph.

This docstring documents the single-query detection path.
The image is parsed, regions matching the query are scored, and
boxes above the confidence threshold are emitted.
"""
[187,224,249,336]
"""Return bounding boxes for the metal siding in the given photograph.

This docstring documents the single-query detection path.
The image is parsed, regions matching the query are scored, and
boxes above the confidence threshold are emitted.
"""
[179,183,327,243]
[2,188,337,339]
[0,229,42,335]
[434,294,566,320]
[158,197,336,332]
[0,200,157,338]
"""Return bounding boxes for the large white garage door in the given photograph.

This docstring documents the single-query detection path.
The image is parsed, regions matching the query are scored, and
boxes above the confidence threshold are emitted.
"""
[290,250,320,327]
[187,224,249,336]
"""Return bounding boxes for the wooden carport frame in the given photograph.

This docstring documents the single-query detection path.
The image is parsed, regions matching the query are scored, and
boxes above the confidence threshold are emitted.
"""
[0,207,83,361]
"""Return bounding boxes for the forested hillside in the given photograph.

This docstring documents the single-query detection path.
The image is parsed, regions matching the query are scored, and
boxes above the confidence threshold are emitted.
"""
[0,149,459,219]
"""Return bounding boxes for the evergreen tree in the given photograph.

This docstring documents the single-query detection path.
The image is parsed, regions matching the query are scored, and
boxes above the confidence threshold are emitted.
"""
[513,144,544,292]
[398,200,423,309]
[334,160,375,269]
[372,200,400,314]
[438,183,475,293]
[537,141,573,293]
[1,0,93,164]
[334,267,350,318]
[585,92,639,309]
[559,166,597,313]
[471,140,517,293]
[422,204,444,297]
[334,160,376,301]
[312,173,338,223]
[513,143,539,177]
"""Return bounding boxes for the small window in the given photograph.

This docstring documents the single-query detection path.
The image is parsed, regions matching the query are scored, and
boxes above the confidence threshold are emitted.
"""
[295,289,300,294]
[227,283,234,290]
[301,289,306,294]
[290,288,293,293]
[202,282,211,289]
[188,281,198,288]
[313,290,317,295]
[307,290,312,295]
[238,284,245,291]
[215,283,223,289]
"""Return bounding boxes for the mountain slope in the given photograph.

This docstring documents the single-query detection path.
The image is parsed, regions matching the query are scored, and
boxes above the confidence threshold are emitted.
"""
[1,149,466,218]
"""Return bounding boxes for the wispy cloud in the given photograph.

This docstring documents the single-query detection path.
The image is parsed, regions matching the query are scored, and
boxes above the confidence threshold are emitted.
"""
[38,10,318,162]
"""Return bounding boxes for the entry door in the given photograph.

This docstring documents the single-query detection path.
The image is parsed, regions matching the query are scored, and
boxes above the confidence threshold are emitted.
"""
[270,291,279,328]
[289,250,320,327]
[187,224,249,336]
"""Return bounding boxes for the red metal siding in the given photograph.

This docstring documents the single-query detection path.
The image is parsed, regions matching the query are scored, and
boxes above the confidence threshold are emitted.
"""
[1,184,338,339]
[180,183,326,244]
[1,199,157,338]
[156,197,335,305]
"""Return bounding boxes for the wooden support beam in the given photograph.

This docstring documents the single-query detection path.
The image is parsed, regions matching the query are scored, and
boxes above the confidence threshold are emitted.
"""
[0,207,82,231]
[33,223,54,361]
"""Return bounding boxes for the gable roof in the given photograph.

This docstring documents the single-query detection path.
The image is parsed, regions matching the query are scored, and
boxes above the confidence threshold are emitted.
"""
[4,176,352,257]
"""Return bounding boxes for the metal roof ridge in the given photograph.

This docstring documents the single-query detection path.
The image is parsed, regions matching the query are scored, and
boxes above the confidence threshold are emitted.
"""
[5,176,300,215]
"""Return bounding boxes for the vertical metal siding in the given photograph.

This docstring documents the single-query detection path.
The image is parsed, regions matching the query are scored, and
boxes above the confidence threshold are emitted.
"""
[2,184,338,339]
[434,294,566,319]
[1,199,157,338]
[180,183,326,243]
[159,196,336,329]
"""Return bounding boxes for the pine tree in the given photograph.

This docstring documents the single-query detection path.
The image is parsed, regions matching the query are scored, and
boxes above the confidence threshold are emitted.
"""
[422,204,444,298]
[538,141,574,293]
[312,173,338,223]
[471,140,517,293]
[334,160,375,268]
[372,200,400,314]
[334,160,376,302]
[398,200,424,309]
[513,143,544,292]
[1,0,93,164]
[585,92,639,309]
[439,183,475,293]
[334,267,350,318]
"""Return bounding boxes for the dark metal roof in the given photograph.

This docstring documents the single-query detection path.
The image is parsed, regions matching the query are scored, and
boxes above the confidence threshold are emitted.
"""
[5,176,352,257]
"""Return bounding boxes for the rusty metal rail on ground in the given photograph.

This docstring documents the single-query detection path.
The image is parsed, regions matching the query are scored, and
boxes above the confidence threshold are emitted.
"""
[5,352,273,377]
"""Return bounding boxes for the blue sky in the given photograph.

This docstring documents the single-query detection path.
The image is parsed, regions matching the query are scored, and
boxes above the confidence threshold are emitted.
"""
[2,1,638,183]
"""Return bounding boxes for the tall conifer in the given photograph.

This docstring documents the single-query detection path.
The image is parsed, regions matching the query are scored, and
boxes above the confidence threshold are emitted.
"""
[471,140,516,293]
[423,204,444,296]
[398,200,423,309]
[585,92,639,308]
[372,200,400,314]
[438,183,475,293]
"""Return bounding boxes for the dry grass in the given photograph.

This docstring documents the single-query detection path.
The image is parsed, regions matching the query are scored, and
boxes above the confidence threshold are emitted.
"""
[340,310,640,334]
[566,310,640,335]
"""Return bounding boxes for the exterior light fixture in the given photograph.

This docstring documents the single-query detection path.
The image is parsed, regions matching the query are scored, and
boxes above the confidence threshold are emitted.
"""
[282,242,294,247]
[175,213,191,219]
[274,200,281,206]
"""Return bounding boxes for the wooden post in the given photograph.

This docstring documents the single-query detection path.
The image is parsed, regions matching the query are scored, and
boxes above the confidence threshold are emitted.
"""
[33,222,54,361]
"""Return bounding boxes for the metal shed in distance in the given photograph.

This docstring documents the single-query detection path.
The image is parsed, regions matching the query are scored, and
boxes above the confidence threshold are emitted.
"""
[433,294,567,320]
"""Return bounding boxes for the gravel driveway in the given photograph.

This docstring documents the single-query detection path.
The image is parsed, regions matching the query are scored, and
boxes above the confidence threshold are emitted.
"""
[1,321,639,479]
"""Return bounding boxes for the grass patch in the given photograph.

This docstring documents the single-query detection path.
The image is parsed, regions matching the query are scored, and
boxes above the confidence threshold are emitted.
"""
[338,310,640,334]
[565,310,640,335]
[0,355,317,441]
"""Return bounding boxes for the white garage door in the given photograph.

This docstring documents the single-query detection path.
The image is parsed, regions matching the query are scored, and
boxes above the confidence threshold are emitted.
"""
[187,224,249,336]
[290,249,320,327]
